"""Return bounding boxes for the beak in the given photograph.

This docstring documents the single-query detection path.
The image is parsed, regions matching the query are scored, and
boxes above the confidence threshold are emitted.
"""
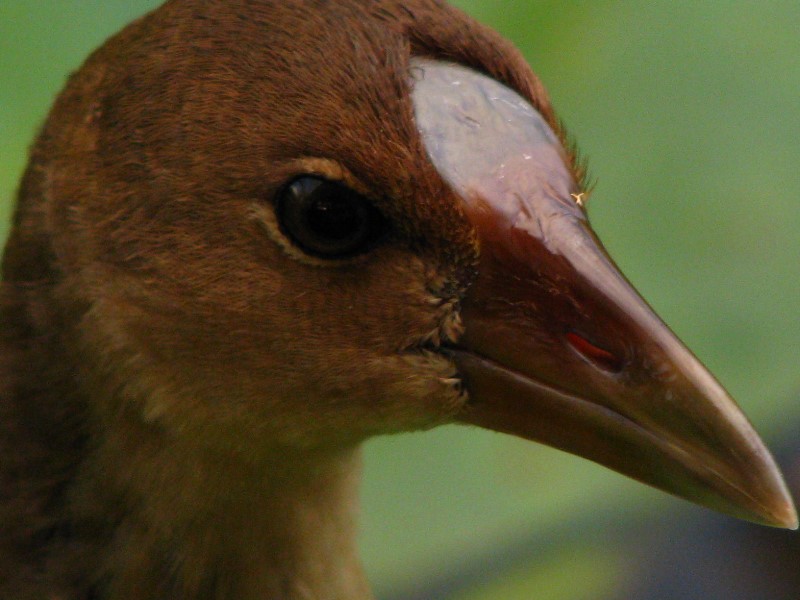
[451,201,797,528]
[411,57,798,528]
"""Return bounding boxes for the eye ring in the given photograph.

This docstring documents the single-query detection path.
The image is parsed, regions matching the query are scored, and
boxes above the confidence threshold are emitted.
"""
[275,176,387,258]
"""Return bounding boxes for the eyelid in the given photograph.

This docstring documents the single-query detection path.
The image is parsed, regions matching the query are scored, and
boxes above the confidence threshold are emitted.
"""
[250,173,387,267]
[265,157,372,202]
[276,176,381,258]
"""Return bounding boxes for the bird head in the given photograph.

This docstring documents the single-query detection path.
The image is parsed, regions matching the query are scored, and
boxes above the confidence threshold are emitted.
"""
[25,0,795,527]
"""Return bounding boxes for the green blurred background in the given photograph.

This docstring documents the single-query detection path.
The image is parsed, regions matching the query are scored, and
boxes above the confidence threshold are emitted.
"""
[2,2,798,598]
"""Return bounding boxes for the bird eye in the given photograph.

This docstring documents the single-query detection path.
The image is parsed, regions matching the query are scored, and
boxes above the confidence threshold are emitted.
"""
[275,176,386,258]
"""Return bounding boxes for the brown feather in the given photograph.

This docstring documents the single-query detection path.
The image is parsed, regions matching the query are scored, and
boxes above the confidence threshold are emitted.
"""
[0,1,561,598]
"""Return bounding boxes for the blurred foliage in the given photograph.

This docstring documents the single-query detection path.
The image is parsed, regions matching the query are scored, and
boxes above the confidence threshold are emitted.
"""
[1,2,798,599]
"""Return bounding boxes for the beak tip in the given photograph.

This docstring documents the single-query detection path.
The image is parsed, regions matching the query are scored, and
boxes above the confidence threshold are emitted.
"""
[741,451,799,530]
[777,501,799,531]
[754,477,798,530]
[759,452,798,530]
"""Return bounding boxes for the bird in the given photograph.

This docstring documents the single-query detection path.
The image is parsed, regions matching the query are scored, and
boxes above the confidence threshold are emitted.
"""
[0,1,796,599]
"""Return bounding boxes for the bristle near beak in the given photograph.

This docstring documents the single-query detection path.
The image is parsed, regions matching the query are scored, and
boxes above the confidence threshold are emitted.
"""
[412,58,797,528]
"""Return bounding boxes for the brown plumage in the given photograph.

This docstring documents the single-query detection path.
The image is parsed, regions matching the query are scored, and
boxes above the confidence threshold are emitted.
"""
[1,1,795,599]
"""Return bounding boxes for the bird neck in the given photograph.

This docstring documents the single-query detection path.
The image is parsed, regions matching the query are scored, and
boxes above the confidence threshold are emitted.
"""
[1,189,373,600]
[86,419,373,600]
[1,294,374,599]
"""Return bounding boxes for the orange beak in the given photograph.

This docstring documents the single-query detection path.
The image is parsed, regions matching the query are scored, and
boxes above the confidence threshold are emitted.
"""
[413,58,797,528]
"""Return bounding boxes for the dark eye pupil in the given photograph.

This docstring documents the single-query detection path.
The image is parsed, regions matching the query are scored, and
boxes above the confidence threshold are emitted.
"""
[276,176,385,258]
[305,194,363,241]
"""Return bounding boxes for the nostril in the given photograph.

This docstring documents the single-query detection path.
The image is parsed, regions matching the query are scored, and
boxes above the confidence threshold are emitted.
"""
[566,331,623,373]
